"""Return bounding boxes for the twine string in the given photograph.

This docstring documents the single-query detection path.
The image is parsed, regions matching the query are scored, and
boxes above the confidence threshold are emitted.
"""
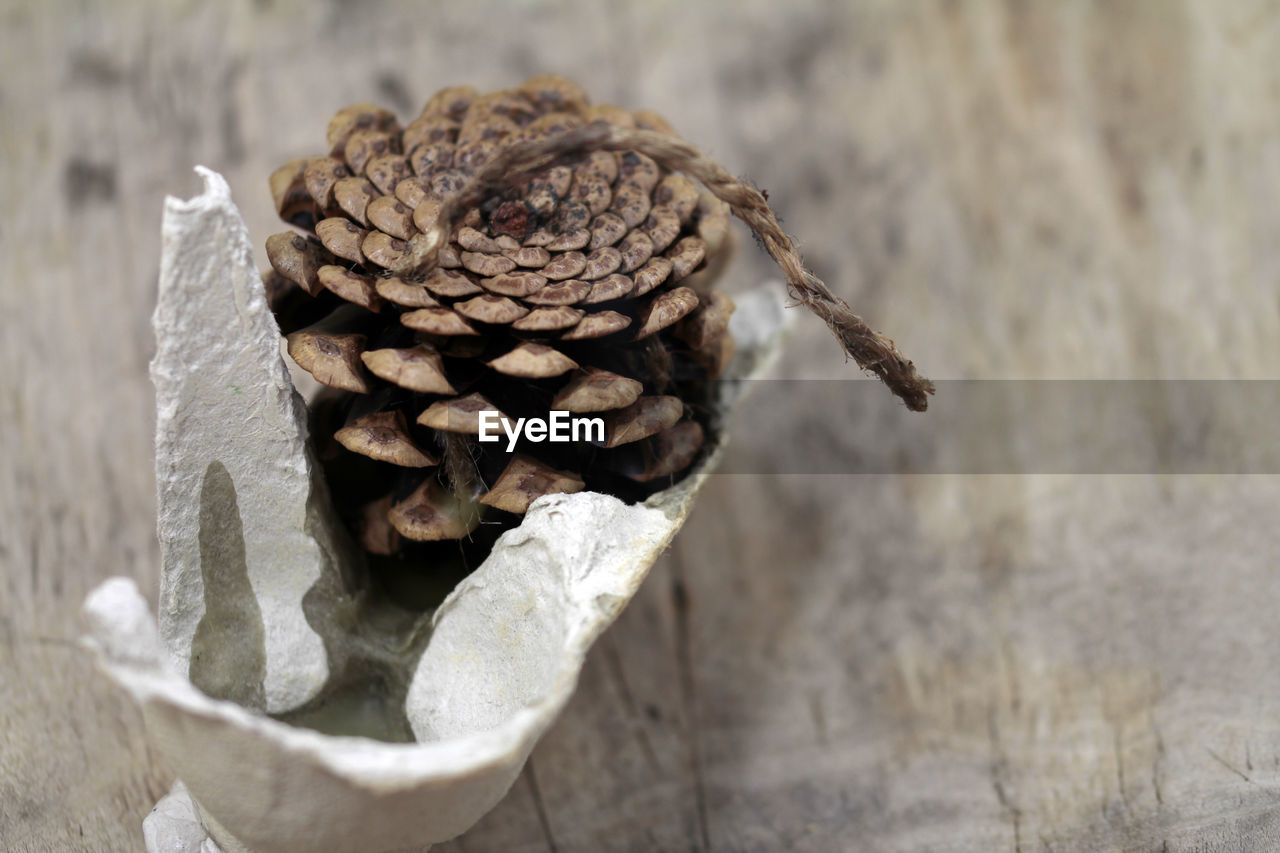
[393,121,934,412]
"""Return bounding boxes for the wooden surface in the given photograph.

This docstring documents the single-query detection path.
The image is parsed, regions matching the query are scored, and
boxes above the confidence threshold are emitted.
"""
[5,1,1280,850]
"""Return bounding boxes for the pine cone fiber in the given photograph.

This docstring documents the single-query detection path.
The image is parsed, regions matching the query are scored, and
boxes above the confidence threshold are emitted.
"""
[264,76,737,569]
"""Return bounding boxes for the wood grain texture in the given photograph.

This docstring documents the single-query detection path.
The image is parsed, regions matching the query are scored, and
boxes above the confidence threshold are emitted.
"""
[5,1,1280,850]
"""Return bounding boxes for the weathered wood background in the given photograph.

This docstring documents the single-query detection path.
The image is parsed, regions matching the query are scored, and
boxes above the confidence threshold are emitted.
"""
[5,1,1280,850]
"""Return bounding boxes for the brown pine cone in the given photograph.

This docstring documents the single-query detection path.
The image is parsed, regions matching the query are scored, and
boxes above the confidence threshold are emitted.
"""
[264,76,737,562]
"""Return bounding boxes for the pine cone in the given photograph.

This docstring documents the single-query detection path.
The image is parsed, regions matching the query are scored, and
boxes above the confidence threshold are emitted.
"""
[264,76,736,562]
